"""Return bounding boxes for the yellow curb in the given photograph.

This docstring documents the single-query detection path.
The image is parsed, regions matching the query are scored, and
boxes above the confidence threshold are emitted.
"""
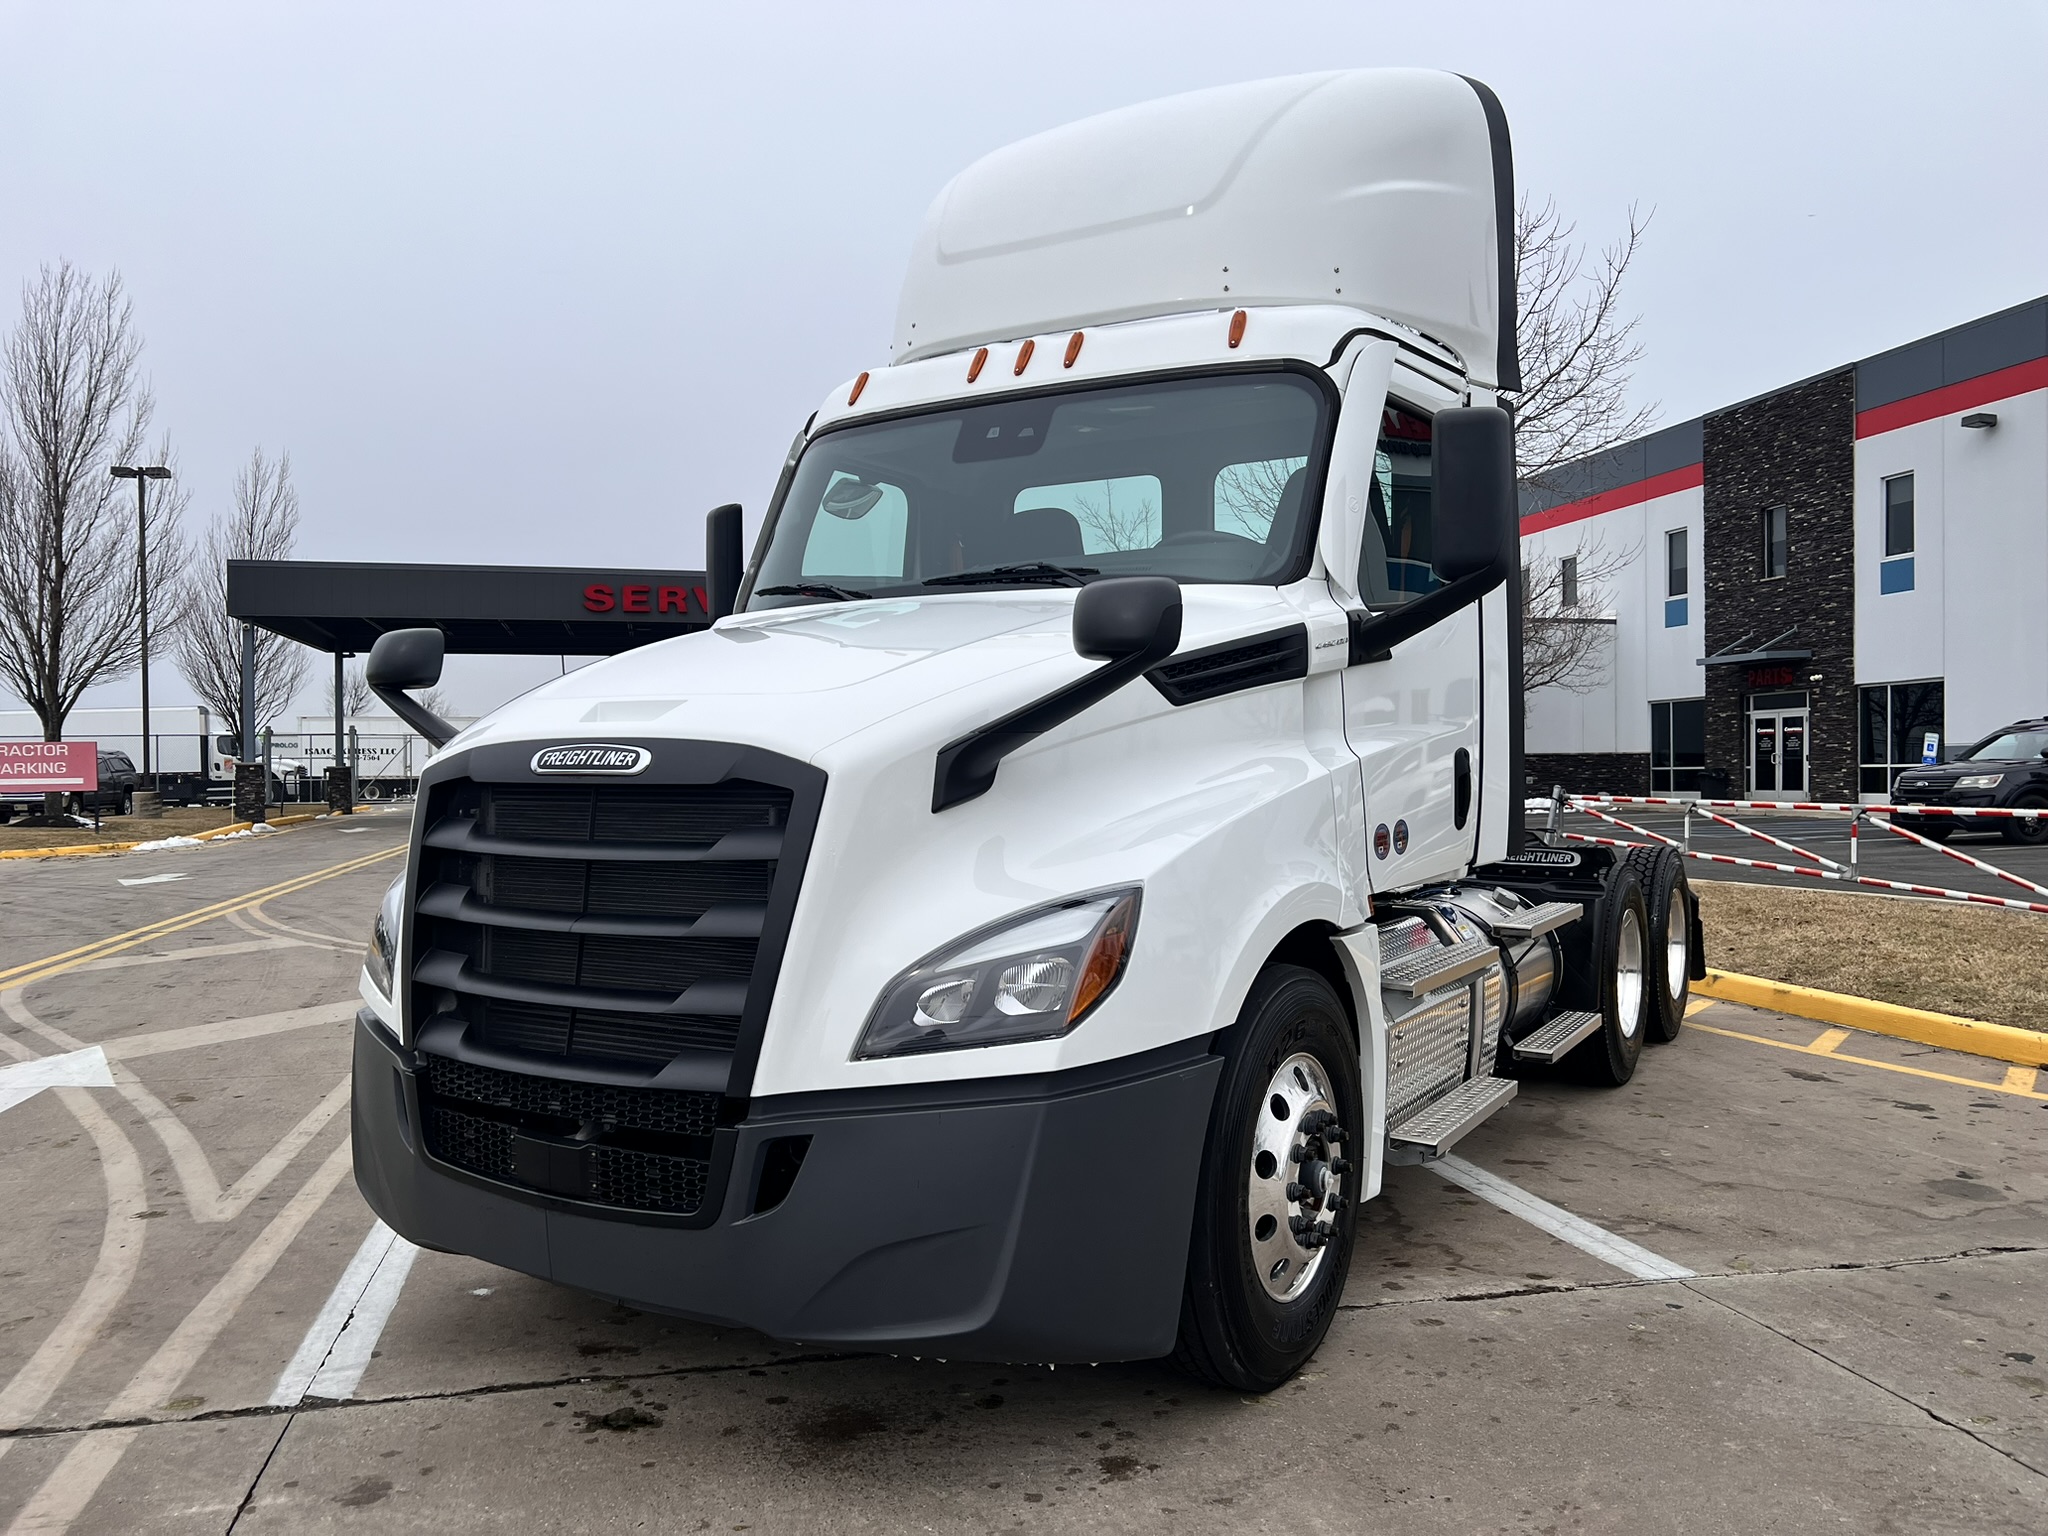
[0,807,379,861]
[1696,968,2048,1069]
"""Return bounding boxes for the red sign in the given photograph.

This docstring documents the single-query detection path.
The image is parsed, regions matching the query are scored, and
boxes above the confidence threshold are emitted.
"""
[1747,666,1799,689]
[0,741,98,794]
[583,583,708,616]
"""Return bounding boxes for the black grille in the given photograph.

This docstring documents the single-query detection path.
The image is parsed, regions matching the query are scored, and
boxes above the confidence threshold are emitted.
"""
[413,777,792,1069]
[421,1051,720,1138]
[1147,625,1309,706]
[419,1051,718,1215]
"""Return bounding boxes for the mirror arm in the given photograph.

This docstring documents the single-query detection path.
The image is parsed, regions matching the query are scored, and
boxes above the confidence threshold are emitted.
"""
[371,682,457,750]
[1348,566,1506,664]
[932,631,1178,812]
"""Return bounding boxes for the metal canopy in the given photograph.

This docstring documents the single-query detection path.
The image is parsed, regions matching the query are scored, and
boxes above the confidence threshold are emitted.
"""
[1697,626,1812,668]
[225,560,712,656]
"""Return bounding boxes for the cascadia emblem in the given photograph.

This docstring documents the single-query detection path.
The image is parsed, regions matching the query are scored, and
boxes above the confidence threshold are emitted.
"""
[530,743,653,775]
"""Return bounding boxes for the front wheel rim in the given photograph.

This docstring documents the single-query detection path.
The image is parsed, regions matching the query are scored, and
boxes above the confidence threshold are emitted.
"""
[1664,887,1688,1001]
[1615,907,1645,1038]
[1246,1052,1347,1302]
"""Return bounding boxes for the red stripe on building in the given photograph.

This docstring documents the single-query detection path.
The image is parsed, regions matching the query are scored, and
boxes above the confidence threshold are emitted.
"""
[1854,355,2048,439]
[1519,461,1703,535]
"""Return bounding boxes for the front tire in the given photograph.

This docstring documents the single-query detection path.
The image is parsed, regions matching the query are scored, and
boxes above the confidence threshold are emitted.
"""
[1173,964,1361,1394]
[2002,794,2048,847]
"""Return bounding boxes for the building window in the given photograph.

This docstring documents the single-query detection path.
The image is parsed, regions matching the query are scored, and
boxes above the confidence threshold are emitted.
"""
[1760,505,1788,579]
[1880,473,1914,592]
[1650,699,1706,792]
[1858,680,1945,794]
[1560,555,1579,609]
[1664,528,1688,627]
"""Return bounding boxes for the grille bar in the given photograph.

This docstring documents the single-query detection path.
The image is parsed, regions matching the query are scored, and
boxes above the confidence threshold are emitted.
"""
[416,950,751,1018]
[416,882,766,940]
[423,822,783,863]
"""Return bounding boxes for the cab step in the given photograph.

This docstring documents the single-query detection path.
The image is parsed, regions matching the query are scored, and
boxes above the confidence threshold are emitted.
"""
[1487,900,1582,941]
[1380,936,1496,996]
[1386,1076,1519,1160]
[1509,1009,1603,1064]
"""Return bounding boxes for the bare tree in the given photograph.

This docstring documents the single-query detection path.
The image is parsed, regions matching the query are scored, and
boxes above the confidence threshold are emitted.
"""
[326,662,371,717]
[1510,196,1657,496]
[0,265,185,813]
[1067,481,1158,553]
[1521,535,1639,696]
[174,448,310,742]
[1215,456,1306,541]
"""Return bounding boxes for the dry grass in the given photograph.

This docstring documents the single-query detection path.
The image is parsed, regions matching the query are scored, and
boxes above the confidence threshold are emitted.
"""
[1694,878,2048,1031]
[0,804,237,852]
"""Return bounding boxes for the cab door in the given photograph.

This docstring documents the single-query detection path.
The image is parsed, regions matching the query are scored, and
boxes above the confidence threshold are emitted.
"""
[1322,365,1483,892]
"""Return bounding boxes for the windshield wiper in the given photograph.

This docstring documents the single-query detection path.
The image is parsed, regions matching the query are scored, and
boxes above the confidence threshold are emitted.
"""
[756,583,875,603]
[924,562,1100,589]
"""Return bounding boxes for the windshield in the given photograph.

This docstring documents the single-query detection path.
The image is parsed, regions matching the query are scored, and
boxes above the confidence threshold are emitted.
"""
[746,370,1330,606]
[1960,729,2048,762]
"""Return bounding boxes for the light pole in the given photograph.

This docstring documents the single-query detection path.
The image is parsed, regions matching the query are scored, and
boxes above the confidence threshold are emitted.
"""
[110,464,172,782]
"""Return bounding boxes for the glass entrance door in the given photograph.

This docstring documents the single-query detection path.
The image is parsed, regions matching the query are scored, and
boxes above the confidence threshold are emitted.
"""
[1752,717,1779,794]
[1779,713,1806,794]
[1749,708,1808,796]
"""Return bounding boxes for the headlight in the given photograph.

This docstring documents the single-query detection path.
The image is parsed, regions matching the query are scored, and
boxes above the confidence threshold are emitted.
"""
[1955,773,2004,791]
[363,876,404,1001]
[854,888,1140,1059]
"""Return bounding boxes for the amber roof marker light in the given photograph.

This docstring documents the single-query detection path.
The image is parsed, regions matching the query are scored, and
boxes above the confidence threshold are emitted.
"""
[848,371,870,405]
[967,346,988,382]
[1063,331,1084,368]
[1228,310,1247,348]
[1013,339,1036,376]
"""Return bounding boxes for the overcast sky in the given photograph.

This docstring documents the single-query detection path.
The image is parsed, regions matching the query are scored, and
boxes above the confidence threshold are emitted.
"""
[4,2,2044,720]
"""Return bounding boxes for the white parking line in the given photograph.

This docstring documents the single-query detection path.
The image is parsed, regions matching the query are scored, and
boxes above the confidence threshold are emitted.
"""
[0,1046,113,1116]
[270,1220,420,1406]
[1427,1153,1697,1281]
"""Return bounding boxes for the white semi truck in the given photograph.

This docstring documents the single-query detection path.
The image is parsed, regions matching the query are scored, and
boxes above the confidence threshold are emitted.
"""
[351,69,1701,1391]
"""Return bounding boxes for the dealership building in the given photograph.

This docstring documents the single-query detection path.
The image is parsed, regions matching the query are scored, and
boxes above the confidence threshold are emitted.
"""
[1517,294,2047,803]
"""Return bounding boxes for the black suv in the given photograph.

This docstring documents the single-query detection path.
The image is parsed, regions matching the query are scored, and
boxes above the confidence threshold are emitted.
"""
[1890,719,2048,846]
[0,749,139,822]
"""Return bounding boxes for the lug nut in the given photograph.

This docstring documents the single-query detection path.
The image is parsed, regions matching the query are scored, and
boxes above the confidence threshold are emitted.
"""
[1286,1181,1310,1202]
[1329,1157,1353,1175]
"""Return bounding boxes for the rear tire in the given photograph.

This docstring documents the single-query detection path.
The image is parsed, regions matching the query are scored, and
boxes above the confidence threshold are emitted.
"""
[1625,846,1692,1043]
[2001,793,2048,847]
[1565,864,1649,1086]
[1173,964,1361,1394]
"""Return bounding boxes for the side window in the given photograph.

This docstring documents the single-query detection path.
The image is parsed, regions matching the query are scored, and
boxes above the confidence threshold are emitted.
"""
[1012,476,1161,556]
[1883,473,1914,556]
[1357,404,1435,607]
[801,473,909,580]
[1213,457,1307,541]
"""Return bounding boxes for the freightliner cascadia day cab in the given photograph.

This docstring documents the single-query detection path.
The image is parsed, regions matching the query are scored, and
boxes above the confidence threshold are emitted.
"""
[352,68,1703,1392]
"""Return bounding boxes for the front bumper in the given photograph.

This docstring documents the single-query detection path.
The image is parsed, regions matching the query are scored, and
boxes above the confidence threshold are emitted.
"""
[351,1011,1222,1362]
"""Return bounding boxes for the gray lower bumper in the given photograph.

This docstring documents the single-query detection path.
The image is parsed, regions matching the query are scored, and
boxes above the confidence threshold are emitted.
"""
[351,1011,1222,1363]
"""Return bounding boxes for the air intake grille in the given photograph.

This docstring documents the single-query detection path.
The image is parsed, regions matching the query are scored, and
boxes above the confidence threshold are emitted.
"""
[1147,625,1309,706]
[412,777,793,1068]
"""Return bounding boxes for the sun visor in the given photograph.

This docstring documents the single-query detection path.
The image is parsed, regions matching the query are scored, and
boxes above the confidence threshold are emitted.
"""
[892,69,1516,390]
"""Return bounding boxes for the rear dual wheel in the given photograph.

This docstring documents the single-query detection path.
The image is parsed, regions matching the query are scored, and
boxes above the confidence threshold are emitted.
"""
[1625,845,1694,1043]
[1174,965,1360,1394]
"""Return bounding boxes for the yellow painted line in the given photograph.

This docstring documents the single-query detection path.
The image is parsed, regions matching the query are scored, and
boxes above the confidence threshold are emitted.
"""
[0,845,401,991]
[2005,1064,2041,1095]
[0,806,374,860]
[1689,1019,2048,1102]
[1809,1027,1853,1054]
[1695,969,2048,1069]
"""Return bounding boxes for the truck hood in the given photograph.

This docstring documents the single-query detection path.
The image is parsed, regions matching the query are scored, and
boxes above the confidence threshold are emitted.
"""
[443,585,1314,768]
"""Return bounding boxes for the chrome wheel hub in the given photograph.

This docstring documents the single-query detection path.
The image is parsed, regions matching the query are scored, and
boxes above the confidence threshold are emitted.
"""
[1616,907,1645,1038]
[1247,1053,1350,1302]
[1664,887,1688,1001]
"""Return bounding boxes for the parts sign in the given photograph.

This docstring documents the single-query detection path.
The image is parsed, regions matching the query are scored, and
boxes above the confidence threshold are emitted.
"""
[0,740,97,794]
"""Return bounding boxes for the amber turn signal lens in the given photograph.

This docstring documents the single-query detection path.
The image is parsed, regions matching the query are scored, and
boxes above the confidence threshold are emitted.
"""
[1063,331,1084,368]
[1067,892,1138,1022]
[1014,339,1035,375]
[968,346,988,382]
[848,371,869,405]
[1228,310,1247,348]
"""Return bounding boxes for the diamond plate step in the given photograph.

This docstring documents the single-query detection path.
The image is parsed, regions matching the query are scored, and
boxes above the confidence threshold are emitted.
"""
[1386,1076,1519,1158]
[1379,936,1496,996]
[1488,900,1582,941]
[1509,1009,1603,1064]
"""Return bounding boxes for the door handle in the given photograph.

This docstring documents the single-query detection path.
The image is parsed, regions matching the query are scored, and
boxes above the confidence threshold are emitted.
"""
[1454,747,1472,829]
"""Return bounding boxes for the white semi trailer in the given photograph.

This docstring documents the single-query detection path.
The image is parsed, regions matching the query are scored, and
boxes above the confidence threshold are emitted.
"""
[351,69,1701,1391]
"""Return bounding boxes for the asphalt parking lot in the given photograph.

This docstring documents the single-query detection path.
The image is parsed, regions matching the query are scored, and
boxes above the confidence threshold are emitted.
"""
[1,815,2044,1533]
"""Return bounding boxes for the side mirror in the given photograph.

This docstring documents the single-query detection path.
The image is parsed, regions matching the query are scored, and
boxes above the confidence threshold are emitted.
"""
[1431,406,1515,584]
[1347,405,1515,662]
[366,628,456,748]
[705,502,743,620]
[1073,575,1183,663]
